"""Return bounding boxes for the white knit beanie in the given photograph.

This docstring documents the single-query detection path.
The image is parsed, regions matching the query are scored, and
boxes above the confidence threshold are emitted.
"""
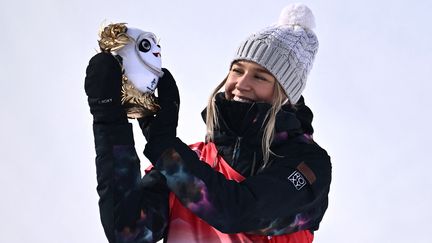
[233,3,318,104]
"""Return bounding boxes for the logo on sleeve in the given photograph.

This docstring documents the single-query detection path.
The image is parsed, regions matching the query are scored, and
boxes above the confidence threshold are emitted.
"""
[288,170,306,190]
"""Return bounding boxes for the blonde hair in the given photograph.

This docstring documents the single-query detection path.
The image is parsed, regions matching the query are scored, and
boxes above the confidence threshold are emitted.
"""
[205,76,289,169]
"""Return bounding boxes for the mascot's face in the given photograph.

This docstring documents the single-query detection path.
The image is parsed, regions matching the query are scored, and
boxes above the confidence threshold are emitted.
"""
[115,27,163,93]
[127,28,161,70]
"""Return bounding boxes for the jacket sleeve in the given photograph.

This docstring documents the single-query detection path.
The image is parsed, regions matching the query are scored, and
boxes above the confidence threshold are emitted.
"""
[93,123,169,243]
[145,137,331,235]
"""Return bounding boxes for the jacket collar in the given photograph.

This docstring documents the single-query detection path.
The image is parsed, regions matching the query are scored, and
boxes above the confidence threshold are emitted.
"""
[201,93,313,147]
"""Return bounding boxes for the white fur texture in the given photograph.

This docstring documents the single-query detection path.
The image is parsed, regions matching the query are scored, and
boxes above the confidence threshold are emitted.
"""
[278,3,315,29]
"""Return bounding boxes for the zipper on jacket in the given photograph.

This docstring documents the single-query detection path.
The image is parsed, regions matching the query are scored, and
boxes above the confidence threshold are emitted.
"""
[250,152,257,176]
[231,137,242,167]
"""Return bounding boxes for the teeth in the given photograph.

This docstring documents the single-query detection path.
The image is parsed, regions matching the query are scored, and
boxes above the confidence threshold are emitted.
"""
[233,96,252,103]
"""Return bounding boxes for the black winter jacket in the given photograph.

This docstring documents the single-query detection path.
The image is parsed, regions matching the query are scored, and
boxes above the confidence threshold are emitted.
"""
[92,93,331,242]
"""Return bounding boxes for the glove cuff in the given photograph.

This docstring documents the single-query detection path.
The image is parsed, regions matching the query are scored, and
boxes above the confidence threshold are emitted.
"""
[144,137,178,164]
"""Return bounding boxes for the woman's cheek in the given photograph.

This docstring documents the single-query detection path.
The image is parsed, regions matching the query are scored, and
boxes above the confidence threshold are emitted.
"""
[224,83,235,99]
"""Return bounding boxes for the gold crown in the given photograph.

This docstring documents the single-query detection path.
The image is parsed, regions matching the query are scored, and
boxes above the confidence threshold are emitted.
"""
[98,23,130,52]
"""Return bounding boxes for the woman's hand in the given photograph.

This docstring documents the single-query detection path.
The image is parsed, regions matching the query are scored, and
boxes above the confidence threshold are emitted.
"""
[143,68,180,162]
[145,68,180,139]
[84,52,127,124]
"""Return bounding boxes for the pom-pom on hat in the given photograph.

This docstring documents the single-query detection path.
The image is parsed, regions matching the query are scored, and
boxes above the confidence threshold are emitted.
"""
[233,3,318,104]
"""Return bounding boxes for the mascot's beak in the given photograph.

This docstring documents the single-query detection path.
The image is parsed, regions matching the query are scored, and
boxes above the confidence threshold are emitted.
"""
[153,52,160,57]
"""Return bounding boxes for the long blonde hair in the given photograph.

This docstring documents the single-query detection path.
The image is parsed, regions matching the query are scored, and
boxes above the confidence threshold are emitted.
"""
[205,76,288,168]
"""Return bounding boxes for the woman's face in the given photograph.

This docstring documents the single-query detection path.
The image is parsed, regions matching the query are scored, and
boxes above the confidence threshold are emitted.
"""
[225,61,277,103]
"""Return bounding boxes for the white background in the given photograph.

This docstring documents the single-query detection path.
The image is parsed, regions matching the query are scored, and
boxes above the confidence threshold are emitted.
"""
[1,0,431,242]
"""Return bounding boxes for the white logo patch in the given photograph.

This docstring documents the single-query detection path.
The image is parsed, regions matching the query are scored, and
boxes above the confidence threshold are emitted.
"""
[288,170,306,190]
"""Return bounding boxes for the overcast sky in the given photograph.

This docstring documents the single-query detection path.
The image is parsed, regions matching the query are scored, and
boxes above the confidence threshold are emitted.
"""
[1,0,432,242]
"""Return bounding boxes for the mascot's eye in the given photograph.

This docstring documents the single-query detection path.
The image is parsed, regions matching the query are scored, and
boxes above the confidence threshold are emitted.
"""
[139,39,151,52]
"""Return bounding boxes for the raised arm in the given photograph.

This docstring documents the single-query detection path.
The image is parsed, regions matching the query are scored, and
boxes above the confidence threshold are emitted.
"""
[85,52,169,242]
[146,137,331,235]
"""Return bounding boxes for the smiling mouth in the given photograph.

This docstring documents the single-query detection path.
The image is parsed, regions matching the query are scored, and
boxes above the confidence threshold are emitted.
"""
[233,96,253,103]
[153,52,160,57]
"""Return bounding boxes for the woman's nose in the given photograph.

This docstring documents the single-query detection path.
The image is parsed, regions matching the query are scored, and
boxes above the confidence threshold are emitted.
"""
[235,74,251,90]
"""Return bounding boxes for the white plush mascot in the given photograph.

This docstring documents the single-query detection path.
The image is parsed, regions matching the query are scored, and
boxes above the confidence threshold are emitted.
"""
[98,23,163,118]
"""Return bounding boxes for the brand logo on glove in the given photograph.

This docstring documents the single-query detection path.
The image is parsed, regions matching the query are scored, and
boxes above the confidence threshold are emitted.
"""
[98,98,113,104]
[288,170,306,190]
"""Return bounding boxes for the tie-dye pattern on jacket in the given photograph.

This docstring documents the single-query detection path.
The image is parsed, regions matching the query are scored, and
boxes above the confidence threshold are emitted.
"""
[156,141,319,242]
[93,124,169,243]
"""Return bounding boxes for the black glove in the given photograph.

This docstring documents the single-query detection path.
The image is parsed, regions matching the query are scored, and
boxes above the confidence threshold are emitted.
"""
[84,52,127,124]
[143,68,180,162]
[137,114,154,141]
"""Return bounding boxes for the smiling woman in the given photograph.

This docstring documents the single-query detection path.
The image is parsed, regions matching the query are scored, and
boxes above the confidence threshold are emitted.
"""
[85,3,331,243]
[225,61,278,103]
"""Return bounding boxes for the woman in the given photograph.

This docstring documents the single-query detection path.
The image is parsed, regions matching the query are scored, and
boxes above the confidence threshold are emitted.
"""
[85,3,331,243]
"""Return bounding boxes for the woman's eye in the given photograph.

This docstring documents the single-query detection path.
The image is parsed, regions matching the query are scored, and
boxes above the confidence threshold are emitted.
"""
[255,76,267,81]
[232,68,242,74]
[138,39,151,52]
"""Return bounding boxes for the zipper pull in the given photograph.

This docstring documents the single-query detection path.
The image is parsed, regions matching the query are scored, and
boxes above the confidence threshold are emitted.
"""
[232,137,242,166]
